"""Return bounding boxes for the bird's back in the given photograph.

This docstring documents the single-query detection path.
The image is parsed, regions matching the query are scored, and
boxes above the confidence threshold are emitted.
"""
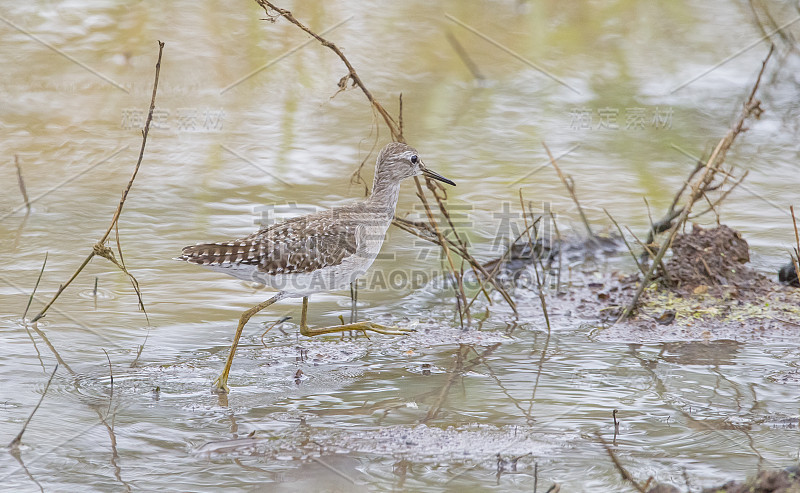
[177,201,394,289]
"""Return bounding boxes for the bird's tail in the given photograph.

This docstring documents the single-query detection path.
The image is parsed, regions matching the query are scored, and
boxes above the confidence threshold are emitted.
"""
[175,241,260,267]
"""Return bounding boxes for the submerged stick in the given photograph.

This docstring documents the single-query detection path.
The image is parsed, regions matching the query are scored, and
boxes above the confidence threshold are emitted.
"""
[31,41,165,323]
[8,364,58,449]
[90,403,131,492]
[14,154,30,210]
[421,344,468,423]
[445,30,485,80]
[596,433,646,493]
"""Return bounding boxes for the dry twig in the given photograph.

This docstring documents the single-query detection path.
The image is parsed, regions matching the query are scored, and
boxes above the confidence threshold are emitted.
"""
[520,193,551,333]
[624,225,672,285]
[393,215,517,313]
[645,155,703,246]
[618,45,774,321]
[23,253,47,321]
[543,142,594,238]
[463,214,538,314]
[604,210,646,277]
[31,41,165,323]
[256,1,401,139]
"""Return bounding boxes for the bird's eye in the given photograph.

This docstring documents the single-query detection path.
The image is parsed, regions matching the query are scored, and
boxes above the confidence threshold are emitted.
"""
[410,155,418,164]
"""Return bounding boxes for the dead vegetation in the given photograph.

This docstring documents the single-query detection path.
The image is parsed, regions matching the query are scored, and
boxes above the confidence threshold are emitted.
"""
[29,41,165,325]
[788,205,800,286]
[646,465,800,493]
[663,224,760,293]
[616,45,775,321]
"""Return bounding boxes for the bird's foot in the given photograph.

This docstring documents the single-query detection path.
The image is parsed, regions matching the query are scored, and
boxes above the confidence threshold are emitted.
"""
[211,374,231,394]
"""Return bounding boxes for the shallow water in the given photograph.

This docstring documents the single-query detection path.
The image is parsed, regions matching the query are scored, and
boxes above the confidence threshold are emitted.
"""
[1,1,799,491]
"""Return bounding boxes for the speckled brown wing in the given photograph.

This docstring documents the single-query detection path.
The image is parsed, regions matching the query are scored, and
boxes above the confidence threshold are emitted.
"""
[178,208,359,275]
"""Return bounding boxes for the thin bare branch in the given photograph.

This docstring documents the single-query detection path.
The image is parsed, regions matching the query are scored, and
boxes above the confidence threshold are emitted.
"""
[604,210,646,276]
[23,253,47,321]
[255,1,401,140]
[543,142,594,238]
[31,41,165,323]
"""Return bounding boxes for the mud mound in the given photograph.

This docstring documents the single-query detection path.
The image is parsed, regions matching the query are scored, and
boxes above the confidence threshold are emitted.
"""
[647,466,800,493]
[701,466,800,493]
[589,224,800,342]
[665,224,764,292]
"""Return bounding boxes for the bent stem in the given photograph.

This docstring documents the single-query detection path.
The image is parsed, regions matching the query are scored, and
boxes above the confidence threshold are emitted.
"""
[31,41,165,323]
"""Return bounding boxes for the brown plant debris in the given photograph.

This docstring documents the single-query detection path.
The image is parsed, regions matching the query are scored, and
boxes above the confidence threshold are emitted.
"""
[591,224,800,342]
[618,45,773,320]
[699,466,800,492]
[645,465,800,493]
[662,224,761,293]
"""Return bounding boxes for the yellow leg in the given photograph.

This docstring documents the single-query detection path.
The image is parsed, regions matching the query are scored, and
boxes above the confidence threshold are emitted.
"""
[298,296,413,337]
[213,293,283,393]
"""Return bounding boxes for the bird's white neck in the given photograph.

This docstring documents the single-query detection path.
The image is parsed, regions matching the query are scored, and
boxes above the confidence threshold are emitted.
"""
[366,174,403,211]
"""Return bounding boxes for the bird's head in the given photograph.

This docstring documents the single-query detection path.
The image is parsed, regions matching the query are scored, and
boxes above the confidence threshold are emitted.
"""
[375,142,456,186]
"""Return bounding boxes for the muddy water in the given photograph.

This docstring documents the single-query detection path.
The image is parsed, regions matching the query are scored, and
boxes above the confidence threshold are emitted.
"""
[1,1,799,491]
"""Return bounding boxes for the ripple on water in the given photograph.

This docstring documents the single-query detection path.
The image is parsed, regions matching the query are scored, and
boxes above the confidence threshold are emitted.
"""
[195,422,574,471]
[76,287,116,301]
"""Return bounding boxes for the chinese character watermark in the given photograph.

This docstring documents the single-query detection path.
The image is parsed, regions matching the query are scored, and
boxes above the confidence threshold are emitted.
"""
[121,107,225,132]
[569,106,673,130]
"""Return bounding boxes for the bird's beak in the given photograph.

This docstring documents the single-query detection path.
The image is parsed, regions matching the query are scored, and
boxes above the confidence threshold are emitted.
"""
[421,164,456,186]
